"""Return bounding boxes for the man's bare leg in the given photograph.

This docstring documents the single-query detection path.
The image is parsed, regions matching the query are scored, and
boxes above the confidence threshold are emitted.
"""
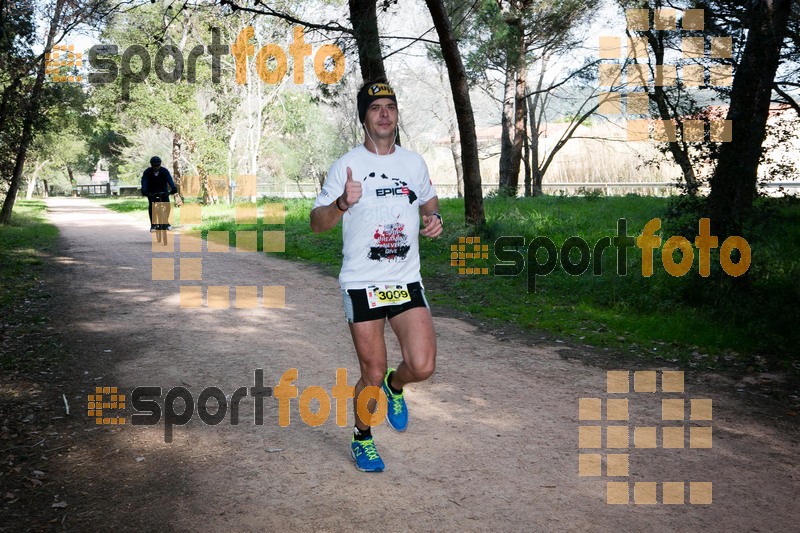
[387,306,436,390]
[347,318,389,472]
[348,318,388,430]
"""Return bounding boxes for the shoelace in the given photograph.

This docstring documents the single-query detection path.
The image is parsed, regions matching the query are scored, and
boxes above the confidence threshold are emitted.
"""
[390,395,404,415]
[386,388,404,415]
[360,440,380,461]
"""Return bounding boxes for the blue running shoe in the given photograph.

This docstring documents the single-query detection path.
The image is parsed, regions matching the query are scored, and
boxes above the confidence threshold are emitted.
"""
[382,368,408,431]
[351,436,384,472]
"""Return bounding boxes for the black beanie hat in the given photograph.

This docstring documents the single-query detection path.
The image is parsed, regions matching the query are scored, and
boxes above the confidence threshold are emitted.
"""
[150,156,161,166]
[357,82,397,124]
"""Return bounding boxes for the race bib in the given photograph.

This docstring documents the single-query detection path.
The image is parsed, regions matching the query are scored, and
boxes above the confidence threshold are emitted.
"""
[366,284,411,308]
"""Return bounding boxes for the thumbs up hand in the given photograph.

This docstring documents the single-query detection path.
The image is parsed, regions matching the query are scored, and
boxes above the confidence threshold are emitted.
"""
[339,166,362,210]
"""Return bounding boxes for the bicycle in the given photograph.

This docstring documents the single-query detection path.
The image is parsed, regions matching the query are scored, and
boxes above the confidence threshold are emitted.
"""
[148,193,171,245]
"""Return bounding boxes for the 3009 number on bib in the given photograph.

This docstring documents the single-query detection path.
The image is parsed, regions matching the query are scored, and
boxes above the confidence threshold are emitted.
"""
[366,284,411,308]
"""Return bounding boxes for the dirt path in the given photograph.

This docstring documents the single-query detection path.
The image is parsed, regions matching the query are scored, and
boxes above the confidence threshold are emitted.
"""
[18,197,800,531]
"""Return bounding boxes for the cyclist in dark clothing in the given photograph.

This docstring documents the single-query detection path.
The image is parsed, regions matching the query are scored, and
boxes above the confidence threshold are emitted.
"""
[141,156,177,231]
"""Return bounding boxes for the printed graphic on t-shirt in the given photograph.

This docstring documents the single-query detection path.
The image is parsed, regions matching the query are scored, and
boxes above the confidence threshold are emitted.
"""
[370,223,410,261]
[365,172,418,205]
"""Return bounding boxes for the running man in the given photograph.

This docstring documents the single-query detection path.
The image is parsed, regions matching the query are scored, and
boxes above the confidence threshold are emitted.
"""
[310,80,443,472]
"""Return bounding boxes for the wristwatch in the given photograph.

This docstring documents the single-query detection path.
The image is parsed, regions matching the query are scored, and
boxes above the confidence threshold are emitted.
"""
[432,212,443,225]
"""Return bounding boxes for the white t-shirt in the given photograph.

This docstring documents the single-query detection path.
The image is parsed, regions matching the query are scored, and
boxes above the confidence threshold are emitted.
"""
[313,144,437,290]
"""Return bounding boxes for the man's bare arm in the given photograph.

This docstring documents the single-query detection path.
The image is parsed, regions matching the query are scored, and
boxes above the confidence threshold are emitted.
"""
[310,201,345,233]
[420,196,442,239]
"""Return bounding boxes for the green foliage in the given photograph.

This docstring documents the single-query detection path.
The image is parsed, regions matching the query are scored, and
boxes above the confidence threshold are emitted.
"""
[93,197,149,215]
[449,195,798,369]
[27,83,93,194]
[0,0,86,193]
[462,0,601,83]
[0,200,61,370]
[576,187,604,199]
[83,6,353,200]
[85,4,236,183]
[264,92,347,187]
[658,194,800,366]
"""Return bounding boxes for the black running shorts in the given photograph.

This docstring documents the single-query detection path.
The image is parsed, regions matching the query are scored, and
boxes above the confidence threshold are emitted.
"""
[342,282,429,323]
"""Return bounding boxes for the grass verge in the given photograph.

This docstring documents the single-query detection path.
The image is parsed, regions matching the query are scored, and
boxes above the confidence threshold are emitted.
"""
[0,200,63,371]
[96,195,800,372]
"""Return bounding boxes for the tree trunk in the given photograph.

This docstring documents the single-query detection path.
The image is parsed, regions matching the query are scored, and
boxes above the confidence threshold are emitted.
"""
[227,128,235,205]
[441,70,463,198]
[498,62,515,194]
[425,0,484,225]
[25,160,45,200]
[0,0,65,224]
[498,12,527,197]
[527,94,543,196]
[509,63,526,195]
[201,170,214,205]
[650,77,699,194]
[709,0,792,234]
[251,66,262,201]
[172,132,184,204]
[527,59,548,197]
[186,138,211,205]
[450,127,464,199]
[25,174,36,199]
[348,0,386,82]
[0,74,23,145]
[523,94,531,197]
[532,166,543,196]
[641,27,699,194]
[347,0,400,145]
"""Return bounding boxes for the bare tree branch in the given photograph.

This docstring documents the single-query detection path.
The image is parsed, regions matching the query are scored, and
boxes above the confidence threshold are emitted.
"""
[773,84,800,115]
[523,59,600,98]
[219,0,353,34]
